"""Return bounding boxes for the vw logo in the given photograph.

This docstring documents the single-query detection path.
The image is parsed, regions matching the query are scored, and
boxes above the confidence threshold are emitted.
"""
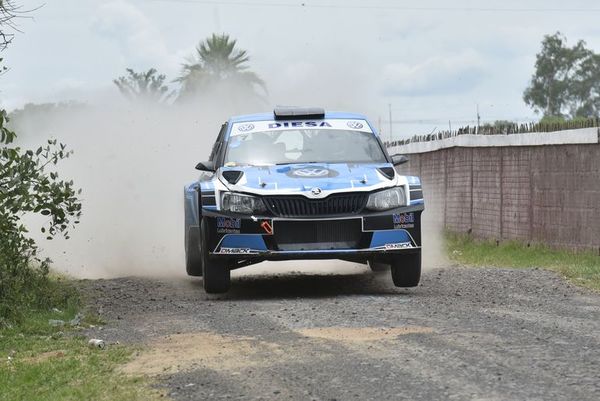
[347,121,364,130]
[293,168,329,177]
[311,187,322,195]
[238,123,255,132]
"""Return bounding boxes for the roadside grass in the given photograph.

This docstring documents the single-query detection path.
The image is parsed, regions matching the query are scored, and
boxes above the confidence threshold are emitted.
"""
[0,277,163,401]
[446,233,600,291]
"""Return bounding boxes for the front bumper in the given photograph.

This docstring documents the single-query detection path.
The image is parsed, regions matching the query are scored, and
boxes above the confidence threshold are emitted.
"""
[200,204,424,265]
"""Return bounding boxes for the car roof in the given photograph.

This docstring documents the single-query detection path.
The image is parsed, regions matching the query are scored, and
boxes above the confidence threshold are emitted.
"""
[229,111,369,124]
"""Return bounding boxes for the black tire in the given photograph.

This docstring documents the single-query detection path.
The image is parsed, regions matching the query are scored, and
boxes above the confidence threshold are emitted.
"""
[367,260,390,272]
[200,219,231,294]
[185,227,203,277]
[390,252,421,287]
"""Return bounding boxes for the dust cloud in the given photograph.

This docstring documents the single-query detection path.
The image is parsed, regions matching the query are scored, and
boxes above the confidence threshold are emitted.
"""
[17,101,227,278]
[420,207,450,270]
[15,97,448,279]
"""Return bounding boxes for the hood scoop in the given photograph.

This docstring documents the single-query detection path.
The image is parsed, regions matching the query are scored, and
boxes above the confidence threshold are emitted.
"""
[222,170,244,185]
[377,167,395,180]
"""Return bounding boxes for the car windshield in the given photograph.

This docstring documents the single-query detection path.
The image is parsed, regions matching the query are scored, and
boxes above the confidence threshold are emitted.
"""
[225,129,387,165]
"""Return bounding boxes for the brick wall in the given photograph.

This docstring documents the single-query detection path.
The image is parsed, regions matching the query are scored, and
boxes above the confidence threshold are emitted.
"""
[397,144,600,250]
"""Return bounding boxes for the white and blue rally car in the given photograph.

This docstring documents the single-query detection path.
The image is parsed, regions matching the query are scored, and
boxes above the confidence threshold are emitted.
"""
[184,107,424,293]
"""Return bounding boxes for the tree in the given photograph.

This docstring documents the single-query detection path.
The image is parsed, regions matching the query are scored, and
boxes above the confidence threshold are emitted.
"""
[0,2,82,323]
[569,52,600,117]
[0,1,20,50]
[176,33,266,103]
[113,68,173,104]
[8,101,86,143]
[1,109,82,323]
[523,32,600,118]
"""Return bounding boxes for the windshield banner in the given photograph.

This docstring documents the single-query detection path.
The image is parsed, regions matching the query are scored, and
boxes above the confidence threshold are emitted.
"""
[230,119,373,137]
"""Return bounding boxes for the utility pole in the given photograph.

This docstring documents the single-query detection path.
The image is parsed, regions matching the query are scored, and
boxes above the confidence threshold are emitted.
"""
[476,103,481,133]
[388,103,393,142]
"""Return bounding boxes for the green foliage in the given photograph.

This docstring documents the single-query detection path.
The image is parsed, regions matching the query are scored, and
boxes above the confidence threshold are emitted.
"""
[447,233,600,291]
[538,115,566,125]
[0,283,161,401]
[176,33,266,103]
[113,68,173,104]
[0,110,82,325]
[524,32,600,118]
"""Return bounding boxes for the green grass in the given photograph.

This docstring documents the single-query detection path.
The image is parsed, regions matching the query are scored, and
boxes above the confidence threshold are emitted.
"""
[446,233,600,291]
[0,278,163,401]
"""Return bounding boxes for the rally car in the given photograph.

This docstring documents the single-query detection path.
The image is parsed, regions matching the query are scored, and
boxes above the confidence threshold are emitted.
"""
[184,107,424,293]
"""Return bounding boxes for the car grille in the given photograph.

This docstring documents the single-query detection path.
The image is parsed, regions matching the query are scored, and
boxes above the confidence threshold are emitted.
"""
[263,193,368,217]
[273,219,362,251]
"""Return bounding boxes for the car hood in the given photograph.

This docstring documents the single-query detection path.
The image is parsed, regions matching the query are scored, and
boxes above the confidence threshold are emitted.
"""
[219,162,397,194]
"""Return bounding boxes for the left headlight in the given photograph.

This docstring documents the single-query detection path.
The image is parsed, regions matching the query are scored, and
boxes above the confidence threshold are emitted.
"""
[365,187,406,211]
[221,192,267,214]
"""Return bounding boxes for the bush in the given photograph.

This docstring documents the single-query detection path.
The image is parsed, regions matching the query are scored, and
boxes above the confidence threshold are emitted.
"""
[0,109,82,325]
[539,115,567,125]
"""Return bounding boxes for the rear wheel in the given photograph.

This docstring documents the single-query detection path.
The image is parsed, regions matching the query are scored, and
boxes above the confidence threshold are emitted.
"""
[185,227,203,277]
[390,252,421,287]
[200,219,231,294]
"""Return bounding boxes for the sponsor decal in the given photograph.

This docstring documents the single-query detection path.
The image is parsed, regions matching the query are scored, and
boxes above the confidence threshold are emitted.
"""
[237,123,255,132]
[384,242,413,250]
[217,217,242,234]
[295,168,328,177]
[393,212,415,229]
[347,121,364,129]
[260,220,273,235]
[218,247,257,254]
[268,121,332,129]
[286,167,339,178]
[230,119,373,136]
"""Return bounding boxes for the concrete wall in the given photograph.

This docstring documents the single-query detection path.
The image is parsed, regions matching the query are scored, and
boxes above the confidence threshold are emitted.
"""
[394,134,600,250]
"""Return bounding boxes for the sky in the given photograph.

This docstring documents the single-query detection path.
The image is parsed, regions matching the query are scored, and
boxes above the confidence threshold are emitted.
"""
[4,0,600,139]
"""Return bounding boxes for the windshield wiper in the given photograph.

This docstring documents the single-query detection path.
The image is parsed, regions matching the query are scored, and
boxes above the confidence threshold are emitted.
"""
[275,161,320,165]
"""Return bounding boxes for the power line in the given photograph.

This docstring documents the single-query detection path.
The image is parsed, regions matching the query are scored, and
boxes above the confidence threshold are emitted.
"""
[150,0,600,13]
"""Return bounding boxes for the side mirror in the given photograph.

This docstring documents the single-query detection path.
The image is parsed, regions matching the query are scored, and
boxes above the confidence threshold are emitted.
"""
[195,161,216,172]
[391,154,409,166]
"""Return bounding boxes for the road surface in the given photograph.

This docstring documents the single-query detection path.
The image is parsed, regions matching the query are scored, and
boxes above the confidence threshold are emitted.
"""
[81,263,600,400]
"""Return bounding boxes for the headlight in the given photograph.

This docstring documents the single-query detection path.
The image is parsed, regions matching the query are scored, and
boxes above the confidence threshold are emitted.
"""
[221,192,267,214]
[366,187,406,211]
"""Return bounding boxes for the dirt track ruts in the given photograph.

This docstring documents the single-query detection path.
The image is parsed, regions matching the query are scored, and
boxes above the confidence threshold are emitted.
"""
[80,264,600,400]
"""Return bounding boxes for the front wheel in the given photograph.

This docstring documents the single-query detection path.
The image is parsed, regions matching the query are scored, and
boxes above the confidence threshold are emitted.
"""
[390,252,421,287]
[185,227,203,277]
[200,219,231,294]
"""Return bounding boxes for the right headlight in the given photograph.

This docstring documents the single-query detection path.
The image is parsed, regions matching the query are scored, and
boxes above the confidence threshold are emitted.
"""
[221,192,267,214]
[365,187,406,211]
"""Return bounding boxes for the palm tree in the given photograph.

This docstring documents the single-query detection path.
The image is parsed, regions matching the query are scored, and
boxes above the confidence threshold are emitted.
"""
[176,34,266,103]
[113,68,174,104]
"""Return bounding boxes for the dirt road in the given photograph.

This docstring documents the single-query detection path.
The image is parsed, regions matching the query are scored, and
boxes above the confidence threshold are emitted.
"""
[81,263,600,400]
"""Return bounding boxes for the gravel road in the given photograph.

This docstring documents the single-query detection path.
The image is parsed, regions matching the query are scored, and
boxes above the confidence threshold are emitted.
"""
[81,263,600,401]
